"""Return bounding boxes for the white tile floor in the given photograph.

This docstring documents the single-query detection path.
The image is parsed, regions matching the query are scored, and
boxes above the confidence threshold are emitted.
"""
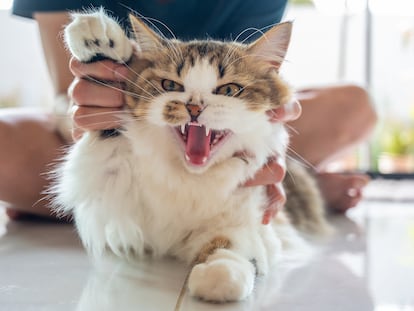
[1,183,414,311]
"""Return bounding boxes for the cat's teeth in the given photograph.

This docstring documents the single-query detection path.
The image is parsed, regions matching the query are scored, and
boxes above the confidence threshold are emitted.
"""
[205,126,210,137]
[181,124,186,135]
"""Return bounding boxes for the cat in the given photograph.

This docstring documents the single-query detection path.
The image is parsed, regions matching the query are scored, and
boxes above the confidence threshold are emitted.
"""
[53,9,328,302]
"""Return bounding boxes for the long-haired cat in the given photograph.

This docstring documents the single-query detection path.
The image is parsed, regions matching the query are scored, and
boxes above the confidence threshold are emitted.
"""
[54,10,328,302]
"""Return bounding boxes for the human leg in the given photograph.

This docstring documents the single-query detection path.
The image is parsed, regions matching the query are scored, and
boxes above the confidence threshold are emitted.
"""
[317,172,370,212]
[0,108,67,218]
[288,85,377,211]
[289,84,377,169]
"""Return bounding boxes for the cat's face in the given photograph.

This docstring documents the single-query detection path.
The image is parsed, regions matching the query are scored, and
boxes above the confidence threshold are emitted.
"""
[125,16,292,171]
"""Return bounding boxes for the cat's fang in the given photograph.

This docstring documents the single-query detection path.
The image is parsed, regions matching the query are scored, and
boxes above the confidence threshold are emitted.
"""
[205,126,211,137]
[181,124,186,135]
[185,154,207,165]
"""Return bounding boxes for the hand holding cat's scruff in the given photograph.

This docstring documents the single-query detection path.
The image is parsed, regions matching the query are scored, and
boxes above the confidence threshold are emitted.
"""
[68,58,301,223]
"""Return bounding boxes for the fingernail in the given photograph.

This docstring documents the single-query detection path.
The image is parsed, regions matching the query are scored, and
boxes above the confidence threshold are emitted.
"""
[262,210,272,225]
[284,98,301,121]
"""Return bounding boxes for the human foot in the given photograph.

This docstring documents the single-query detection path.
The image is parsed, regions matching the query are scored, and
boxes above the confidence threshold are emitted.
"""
[316,172,370,213]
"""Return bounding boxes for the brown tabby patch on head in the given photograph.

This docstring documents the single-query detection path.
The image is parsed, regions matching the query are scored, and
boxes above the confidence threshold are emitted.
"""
[125,39,290,121]
[124,17,292,123]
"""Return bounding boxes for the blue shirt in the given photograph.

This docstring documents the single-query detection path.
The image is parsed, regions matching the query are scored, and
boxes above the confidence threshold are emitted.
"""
[12,0,287,42]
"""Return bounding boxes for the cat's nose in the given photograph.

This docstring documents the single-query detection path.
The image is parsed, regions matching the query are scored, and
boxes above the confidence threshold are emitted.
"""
[186,103,202,122]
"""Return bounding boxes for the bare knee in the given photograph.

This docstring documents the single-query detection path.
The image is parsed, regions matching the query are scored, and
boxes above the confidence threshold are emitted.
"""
[291,84,378,166]
[0,114,64,215]
[333,84,377,144]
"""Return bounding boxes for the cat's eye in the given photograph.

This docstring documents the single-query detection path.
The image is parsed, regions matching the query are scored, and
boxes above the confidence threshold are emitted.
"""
[161,79,184,92]
[215,83,243,97]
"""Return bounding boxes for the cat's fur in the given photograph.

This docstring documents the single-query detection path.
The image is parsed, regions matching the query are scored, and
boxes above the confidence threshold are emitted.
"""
[54,10,328,302]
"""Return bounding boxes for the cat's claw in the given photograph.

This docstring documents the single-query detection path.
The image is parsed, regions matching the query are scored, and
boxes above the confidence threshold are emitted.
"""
[65,10,133,63]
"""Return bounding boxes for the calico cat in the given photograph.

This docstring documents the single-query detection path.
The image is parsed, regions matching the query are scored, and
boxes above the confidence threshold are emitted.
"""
[54,10,327,302]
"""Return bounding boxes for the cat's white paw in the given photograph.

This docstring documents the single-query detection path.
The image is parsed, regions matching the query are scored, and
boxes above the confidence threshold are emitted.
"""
[104,221,144,258]
[188,249,255,302]
[64,10,133,63]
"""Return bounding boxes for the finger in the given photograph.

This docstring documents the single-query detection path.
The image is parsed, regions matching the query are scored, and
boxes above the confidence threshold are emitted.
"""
[72,106,123,131]
[69,78,125,108]
[262,183,286,225]
[267,98,302,122]
[244,156,286,187]
[72,126,84,141]
[69,57,129,81]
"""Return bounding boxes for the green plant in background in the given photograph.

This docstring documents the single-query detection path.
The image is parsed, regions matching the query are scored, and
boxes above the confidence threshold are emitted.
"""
[0,90,20,108]
[379,121,414,156]
[370,111,414,173]
[370,107,414,173]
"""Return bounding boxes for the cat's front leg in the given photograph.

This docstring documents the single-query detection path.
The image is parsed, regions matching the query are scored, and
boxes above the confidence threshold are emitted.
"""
[188,248,255,302]
[64,9,133,63]
[186,226,280,302]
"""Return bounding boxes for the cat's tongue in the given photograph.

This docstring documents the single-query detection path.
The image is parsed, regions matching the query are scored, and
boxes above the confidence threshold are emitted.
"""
[185,124,211,166]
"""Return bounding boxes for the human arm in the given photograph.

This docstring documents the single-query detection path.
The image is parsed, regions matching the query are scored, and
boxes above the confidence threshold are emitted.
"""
[2,12,75,219]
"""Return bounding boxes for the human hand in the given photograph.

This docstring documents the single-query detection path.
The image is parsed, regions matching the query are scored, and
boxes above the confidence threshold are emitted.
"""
[244,156,286,224]
[244,99,302,224]
[267,98,302,122]
[68,57,130,140]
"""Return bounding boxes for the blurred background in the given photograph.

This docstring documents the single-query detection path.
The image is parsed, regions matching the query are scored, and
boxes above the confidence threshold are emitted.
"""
[1,0,413,176]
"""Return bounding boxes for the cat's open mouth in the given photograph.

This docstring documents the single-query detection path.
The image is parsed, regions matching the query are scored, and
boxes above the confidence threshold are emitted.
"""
[173,122,232,166]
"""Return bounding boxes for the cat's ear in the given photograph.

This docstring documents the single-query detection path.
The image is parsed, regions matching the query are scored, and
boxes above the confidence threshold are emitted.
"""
[247,21,292,70]
[129,14,164,52]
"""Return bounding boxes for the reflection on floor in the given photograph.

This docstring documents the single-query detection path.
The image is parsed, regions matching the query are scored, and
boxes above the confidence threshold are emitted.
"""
[0,181,413,311]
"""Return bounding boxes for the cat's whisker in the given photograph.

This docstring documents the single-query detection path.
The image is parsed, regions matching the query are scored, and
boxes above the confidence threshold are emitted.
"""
[163,45,182,68]
[73,51,162,100]
[115,61,164,97]
[223,54,259,69]
[134,16,184,63]
[248,52,285,65]
[123,7,183,63]
[223,25,269,68]
[284,123,299,135]
[122,6,175,40]
[224,29,288,67]
[231,81,255,98]
[286,148,317,172]
[122,64,166,98]
[80,62,158,100]
[285,166,297,186]
[223,43,242,69]
[74,110,149,123]
[89,36,169,97]
[73,110,131,120]
[81,74,155,101]
[235,23,280,47]
[234,27,265,45]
